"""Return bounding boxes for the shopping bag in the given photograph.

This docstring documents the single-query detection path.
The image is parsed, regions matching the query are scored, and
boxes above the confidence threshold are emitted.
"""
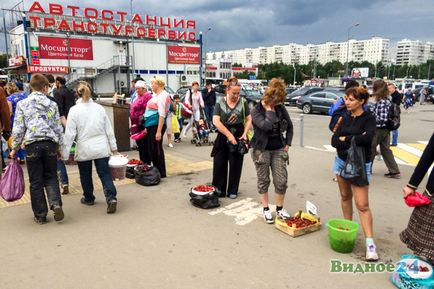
[172,116,180,134]
[0,159,25,202]
[340,138,369,186]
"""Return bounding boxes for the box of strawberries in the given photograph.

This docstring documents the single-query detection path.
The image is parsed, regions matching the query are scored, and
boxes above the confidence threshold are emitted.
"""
[275,210,321,238]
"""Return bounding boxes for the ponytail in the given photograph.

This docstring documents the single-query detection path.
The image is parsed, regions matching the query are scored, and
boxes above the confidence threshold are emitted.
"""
[76,81,92,102]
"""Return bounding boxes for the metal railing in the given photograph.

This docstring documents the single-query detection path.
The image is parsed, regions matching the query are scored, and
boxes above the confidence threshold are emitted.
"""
[66,55,132,84]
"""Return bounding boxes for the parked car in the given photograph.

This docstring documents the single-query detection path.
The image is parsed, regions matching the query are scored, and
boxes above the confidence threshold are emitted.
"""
[241,88,262,109]
[285,86,324,106]
[296,90,346,114]
[285,87,298,95]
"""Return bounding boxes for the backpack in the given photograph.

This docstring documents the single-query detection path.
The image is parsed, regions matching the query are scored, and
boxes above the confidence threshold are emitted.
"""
[386,102,401,131]
[181,89,193,118]
[168,95,176,113]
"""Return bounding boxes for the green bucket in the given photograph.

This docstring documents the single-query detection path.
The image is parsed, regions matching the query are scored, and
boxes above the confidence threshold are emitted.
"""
[327,218,359,253]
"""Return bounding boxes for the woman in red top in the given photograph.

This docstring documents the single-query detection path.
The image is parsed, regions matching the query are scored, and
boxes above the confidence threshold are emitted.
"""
[130,80,152,164]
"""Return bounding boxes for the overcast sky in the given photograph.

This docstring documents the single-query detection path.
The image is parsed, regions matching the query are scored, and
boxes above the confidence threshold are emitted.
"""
[1,0,434,53]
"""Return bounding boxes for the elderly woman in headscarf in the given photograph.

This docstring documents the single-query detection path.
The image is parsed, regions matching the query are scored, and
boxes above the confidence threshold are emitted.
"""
[129,80,152,164]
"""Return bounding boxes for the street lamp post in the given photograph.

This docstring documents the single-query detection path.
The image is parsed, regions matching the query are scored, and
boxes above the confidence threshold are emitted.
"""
[293,63,297,85]
[345,23,359,77]
[199,31,203,86]
[130,0,135,80]
[203,27,211,85]
[66,32,71,73]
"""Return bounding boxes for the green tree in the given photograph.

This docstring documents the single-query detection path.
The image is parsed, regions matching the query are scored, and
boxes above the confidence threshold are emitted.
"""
[0,54,8,69]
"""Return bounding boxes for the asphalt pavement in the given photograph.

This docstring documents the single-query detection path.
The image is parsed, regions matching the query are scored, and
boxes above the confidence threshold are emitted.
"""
[0,102,433,289]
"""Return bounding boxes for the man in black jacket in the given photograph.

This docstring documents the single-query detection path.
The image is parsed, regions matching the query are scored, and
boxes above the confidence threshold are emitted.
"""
[388,83,402,146]
[54,76,76,194]
[202,81,216,131]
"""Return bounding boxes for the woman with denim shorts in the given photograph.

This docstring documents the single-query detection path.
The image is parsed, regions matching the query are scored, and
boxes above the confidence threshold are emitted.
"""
[331,86,378,261]
[250,78,293,224]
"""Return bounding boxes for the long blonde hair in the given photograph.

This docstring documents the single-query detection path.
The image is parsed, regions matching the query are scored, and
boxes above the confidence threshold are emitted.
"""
[76,81,91,102]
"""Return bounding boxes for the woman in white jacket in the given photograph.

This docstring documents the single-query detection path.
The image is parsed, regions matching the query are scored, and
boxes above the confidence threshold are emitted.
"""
[63,81,119,214]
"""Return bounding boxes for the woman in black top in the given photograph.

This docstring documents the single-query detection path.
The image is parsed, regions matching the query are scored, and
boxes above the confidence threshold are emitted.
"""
[400,133,434,263]
[250,78,293,224]
[211,77,252,199]
[331,86,378,261]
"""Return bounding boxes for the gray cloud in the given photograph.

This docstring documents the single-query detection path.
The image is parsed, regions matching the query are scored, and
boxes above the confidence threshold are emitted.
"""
[1,0,433,53]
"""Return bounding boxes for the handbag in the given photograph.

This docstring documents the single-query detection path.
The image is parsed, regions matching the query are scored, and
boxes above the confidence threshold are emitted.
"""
[241,98,253,141]
[131,128,148,141]
[340,137,369,186]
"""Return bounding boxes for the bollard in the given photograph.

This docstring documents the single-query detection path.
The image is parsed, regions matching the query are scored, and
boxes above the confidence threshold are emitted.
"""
[300,113,304,147]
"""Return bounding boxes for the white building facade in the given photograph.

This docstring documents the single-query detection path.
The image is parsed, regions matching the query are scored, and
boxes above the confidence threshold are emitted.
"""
[396,39,434,66]
[208,37,391,66]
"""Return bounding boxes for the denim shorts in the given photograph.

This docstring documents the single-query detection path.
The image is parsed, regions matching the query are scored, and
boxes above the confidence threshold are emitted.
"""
[332,156,372,183]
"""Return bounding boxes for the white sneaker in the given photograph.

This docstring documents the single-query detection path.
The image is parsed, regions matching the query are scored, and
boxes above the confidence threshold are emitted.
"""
[263,210,274,224]
[168,143,174,148]
[366,244,379,262]
[276,208,291,219]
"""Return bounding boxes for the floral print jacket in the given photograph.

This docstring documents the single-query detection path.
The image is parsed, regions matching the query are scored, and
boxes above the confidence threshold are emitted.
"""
[12,91,64,150]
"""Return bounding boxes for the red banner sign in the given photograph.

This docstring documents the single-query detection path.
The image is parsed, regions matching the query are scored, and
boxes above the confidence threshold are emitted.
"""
[27,65,69,73]
[168,46,200,64]
[38,36,93,60]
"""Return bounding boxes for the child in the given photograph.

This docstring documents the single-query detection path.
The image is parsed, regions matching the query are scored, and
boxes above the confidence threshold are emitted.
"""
[173,94,191,143]
[197,118,209,141]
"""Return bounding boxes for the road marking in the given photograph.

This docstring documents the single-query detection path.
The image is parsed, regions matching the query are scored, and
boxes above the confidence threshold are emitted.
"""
[209,198,266,226]
[390,146,421,166]
[397,144,423,157]
[409,143,427,151]
[322,145,335,152]
[418,141,428,145]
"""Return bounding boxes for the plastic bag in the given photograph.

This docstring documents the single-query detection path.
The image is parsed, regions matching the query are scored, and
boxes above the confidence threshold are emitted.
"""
[172,115,180,134]
[134,165,161,186]
[0,159,25,202]
[340,138,369,186]
[189,191,220,209]
[405,192,431,207]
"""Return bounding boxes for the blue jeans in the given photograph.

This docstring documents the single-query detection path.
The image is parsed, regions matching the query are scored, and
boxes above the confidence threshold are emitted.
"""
[204,105,214,128]
[392,129,398,145]
[57,160,69,185]
[77,157,117,203]
[333,156,372,184]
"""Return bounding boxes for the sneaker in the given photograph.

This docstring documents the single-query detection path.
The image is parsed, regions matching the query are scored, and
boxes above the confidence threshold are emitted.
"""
[384,172,401,179]
[53,205,64,222]
[228,193,238,199]
[366,244,379,261]
[34,216,48,225]
[80,197,95,206]
[107,200,117,214]
[168,143,174,148]
[61,185,69,195]
[276,208,291,220]
[174,139,180,143]
[263,209,274,224]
